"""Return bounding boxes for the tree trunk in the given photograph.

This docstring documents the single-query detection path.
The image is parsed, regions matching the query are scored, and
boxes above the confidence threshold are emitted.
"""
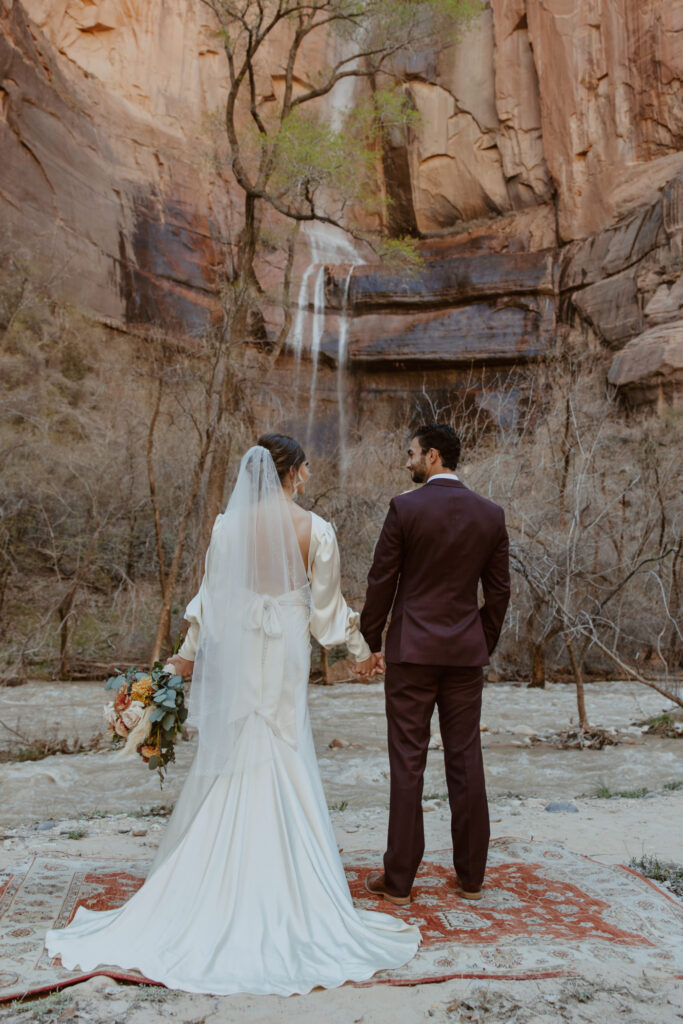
[187,194,255,595]
[528,641,546,688]
[0,558,10,635]
[125,508,137,582]
[57,588,77,680]
[189,428,233,594]
[147,373,166,600]
[58,604,70,679]
[565,633,589,731]
[150,429,213,665]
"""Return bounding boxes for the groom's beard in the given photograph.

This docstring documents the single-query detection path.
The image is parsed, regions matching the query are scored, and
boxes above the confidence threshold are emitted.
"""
[409,465,428,483]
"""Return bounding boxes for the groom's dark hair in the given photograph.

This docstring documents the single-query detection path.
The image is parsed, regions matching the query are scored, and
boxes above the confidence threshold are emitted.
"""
[257,432,306,481]
[413,423,461,471]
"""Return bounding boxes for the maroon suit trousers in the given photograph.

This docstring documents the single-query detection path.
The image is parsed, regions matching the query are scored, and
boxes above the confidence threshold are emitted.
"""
[383,662,489,896]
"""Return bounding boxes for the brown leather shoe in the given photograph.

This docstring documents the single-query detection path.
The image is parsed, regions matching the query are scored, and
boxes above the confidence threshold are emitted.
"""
[455,875,483,901]
[364,870,411,906]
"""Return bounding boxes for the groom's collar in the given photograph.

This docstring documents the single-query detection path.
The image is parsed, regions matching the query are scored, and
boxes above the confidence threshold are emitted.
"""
[423,475,465,490]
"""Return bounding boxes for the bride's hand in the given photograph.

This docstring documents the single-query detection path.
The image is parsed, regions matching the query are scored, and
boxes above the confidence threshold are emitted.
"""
[354,653,382,679]
[166,655,194,679]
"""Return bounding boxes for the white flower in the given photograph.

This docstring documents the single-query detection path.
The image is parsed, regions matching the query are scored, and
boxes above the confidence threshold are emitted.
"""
[103,701,117,728]
[120,700,146,730]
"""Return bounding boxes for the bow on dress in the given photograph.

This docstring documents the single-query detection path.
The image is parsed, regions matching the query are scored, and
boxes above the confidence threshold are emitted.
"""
[244,593,284,638]
[243,592,297,748]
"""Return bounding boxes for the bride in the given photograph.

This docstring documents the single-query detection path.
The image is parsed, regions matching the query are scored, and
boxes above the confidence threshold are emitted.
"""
[45,434,420,995]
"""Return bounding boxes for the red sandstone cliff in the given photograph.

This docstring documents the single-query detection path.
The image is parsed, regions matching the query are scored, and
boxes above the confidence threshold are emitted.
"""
[1,0,682,405]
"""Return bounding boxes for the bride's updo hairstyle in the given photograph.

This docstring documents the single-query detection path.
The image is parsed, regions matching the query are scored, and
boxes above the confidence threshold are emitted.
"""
[256,433,306,483]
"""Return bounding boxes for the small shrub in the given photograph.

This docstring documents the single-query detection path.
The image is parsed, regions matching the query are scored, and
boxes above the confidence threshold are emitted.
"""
[0,732,104,764]
[629,855,683,898]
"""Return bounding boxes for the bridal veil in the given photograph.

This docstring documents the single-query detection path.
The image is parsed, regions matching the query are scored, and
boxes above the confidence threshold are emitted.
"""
[187,445,311,777]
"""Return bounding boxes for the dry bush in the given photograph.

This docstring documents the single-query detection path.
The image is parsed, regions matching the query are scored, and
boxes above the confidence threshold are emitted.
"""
[306,360,681,721]
[1,247,680,707]
[0,248,249,678]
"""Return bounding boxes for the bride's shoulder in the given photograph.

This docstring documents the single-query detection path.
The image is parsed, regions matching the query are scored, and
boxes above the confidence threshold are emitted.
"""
[310,511,334,537]
[308,512,337,564]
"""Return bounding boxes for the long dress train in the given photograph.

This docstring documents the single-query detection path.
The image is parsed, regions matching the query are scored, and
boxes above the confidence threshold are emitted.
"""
[45,511,420,995]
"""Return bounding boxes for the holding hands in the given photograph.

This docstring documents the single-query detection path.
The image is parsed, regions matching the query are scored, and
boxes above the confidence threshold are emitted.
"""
[354,652,385,679]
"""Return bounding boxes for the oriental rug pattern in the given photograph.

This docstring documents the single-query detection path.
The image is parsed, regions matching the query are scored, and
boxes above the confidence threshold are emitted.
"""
[1,838,681,1002]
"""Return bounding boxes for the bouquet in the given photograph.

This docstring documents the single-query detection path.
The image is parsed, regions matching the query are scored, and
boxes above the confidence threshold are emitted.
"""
[104,663,187,785]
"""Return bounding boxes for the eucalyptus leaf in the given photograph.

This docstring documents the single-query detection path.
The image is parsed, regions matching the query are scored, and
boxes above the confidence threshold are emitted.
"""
[178,707,188,722]
[148,755,160,770]
[150,707,166,723]
[162,712,176,730]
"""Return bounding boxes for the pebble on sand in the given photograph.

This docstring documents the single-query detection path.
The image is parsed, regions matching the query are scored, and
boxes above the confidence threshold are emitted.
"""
[545,801,579,813]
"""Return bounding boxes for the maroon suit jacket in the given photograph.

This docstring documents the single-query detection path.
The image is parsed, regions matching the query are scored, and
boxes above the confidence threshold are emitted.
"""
[360,478,510,666]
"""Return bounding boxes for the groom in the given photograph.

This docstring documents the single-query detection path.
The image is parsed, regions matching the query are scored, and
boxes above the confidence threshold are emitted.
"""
[359,423,510,905]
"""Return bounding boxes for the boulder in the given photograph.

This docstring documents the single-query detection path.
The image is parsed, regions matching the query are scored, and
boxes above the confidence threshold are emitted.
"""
[644,275,683,326]
[608,321,683,407]
[572,270,642,348]
[559,201,666,292]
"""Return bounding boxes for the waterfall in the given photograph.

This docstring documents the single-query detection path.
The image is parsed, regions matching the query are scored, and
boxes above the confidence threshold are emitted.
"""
[305,264,327,449]
[336,262,358,483]
[289,223,363,464]
[289,263,317,364]
[288,42,362,460]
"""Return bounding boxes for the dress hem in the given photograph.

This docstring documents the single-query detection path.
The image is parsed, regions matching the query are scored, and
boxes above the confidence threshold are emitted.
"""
[44,934,420,997]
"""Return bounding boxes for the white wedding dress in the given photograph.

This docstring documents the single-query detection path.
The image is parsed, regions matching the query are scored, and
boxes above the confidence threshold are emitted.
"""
[45,448,420,996]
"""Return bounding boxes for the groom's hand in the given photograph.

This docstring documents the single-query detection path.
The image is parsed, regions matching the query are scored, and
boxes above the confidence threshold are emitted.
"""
[354,653,385,678]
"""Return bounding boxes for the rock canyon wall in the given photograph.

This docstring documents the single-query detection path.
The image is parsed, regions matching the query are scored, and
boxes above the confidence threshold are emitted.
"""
[1,0,682,420]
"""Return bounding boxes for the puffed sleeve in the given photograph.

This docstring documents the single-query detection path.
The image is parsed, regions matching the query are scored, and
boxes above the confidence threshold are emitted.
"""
[309,519,371,663]
[175,515,223,662]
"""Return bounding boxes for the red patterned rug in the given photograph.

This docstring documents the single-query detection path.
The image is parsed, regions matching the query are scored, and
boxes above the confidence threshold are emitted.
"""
[1,838,681,1001]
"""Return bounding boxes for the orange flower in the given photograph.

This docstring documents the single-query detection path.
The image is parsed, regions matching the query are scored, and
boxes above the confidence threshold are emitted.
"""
[139,742,160,761]
[114,683,131,713]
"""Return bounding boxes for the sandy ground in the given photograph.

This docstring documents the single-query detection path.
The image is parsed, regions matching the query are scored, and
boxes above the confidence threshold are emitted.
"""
[1,678,682,1023]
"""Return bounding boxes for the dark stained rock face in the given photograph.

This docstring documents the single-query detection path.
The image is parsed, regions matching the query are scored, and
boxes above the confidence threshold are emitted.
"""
[0,1,223,332]
[117,196,218,331]
[323,300,552,368]
[318,243,555,373]
[345,251,554,313]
